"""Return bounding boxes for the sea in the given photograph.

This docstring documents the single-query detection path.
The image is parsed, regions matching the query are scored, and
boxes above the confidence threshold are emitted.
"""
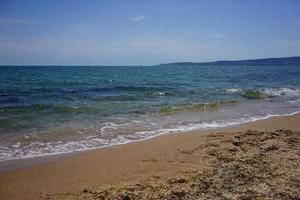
[0,65,299,162]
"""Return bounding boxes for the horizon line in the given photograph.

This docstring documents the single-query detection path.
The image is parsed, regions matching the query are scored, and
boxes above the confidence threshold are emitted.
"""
[0,55,299,67]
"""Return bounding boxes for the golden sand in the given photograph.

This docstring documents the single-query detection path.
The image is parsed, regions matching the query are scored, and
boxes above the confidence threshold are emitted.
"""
[0,113,299,199]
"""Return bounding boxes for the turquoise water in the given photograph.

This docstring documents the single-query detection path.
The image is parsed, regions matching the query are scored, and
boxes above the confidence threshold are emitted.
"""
[0,65,300,161]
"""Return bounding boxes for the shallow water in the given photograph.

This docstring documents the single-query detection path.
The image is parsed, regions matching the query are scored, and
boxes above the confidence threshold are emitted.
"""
[0,65,300,161]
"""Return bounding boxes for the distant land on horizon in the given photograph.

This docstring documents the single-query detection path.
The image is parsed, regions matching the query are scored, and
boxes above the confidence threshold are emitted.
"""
[1,56,300,67]
[158,56,300,67]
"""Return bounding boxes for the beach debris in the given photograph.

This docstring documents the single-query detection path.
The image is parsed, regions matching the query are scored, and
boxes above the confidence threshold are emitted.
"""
[45,129,300,200]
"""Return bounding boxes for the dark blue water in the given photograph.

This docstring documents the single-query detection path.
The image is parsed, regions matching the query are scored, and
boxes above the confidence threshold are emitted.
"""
[0,65,300,161]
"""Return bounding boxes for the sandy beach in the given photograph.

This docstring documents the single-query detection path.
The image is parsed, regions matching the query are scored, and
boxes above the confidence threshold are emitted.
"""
[0,113,299,199]
[1,0,300,199]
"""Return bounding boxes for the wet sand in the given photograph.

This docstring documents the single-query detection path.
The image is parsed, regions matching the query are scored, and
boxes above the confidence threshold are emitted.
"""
[0,113,299,199]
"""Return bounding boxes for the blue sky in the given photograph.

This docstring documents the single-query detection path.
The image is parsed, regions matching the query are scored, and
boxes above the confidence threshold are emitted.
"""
[0,0,300,65]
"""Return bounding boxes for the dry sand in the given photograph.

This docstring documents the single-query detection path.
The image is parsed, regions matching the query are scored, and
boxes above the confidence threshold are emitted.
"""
[0,113,299,199]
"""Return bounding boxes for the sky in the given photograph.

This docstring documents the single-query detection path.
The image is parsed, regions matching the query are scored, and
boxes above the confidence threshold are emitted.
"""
[0,0,300,65]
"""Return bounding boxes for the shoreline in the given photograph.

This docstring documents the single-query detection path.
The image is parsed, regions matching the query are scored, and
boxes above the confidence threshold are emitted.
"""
[0,113,299,199]
[1,111,299,170]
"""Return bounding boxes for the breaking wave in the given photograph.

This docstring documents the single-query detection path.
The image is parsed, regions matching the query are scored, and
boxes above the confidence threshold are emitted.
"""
[225,88,300,99]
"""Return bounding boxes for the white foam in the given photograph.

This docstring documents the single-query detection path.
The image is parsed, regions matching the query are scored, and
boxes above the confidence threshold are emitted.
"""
[1,111,300,162]
[225,88,242,93]
[263,88,300,97]
[152,91,166,96]
[100,122,130,135]
[225,87,300,97]
[288,99,300,105]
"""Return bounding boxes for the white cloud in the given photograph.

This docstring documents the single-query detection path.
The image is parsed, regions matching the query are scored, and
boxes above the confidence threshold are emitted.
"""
[130,15,145,22]
[0,18,38,25]
[210,32,224,39]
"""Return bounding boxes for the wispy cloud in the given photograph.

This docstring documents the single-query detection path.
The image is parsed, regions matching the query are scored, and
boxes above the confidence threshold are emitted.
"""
[210,32,224,39]
[0,18,38,25]
[130,15,145,22]
[185,30,201,38]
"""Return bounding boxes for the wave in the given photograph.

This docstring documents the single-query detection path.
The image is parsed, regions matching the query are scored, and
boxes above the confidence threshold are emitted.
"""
[224,88,242,93]
[158,100,237,114]
[1,111,299,162]
[152,91,166,96]
[263,88,300,97]
[225,87,300,99]
[240,89,264,99]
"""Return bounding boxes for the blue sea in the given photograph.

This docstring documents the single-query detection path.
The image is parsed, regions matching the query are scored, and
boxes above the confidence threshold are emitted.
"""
[0,65,300,161]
